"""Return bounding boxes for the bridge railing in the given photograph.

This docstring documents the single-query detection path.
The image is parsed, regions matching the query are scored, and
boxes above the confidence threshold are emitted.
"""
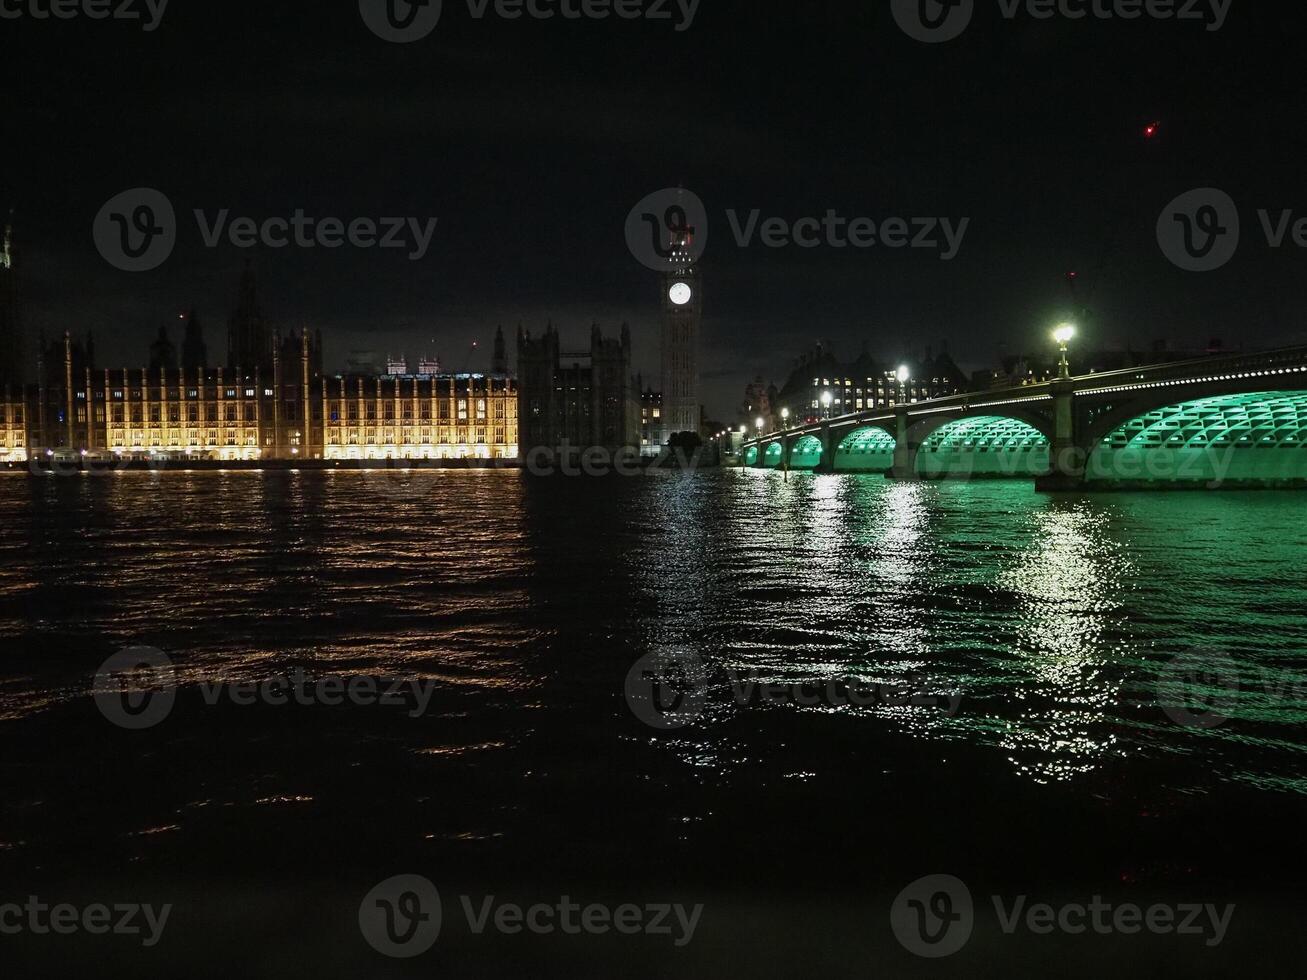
[1070,344,1307,394]
[741,344,1307,446]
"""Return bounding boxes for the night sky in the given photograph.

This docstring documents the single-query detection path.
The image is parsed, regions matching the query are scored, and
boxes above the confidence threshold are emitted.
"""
[6,0,1306,416]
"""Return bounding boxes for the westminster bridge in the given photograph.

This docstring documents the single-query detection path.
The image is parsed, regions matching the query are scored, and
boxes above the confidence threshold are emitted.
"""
[738,346,1307,488]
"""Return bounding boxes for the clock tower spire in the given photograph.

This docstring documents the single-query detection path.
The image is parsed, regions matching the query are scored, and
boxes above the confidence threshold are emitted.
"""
[659,200,701,446]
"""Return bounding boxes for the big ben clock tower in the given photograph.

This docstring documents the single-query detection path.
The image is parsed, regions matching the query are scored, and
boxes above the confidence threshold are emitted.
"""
[659,217,701,445]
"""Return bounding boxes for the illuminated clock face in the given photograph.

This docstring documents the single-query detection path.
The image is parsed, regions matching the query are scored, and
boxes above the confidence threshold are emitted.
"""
[668,282,693,306]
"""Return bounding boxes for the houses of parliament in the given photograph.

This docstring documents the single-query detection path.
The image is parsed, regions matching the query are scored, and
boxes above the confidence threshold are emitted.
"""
[0,255,522,465]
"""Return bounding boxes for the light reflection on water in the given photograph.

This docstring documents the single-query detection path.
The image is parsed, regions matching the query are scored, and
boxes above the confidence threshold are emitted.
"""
[3,469,1307,796]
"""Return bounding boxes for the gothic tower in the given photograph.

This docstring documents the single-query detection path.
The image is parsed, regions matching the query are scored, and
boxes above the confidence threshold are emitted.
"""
[659,203,702,444]
[492,325,508,375]
[181,309,208,370]
[0,211,25,386]
[149,323,178,371]
[227,261,270,371]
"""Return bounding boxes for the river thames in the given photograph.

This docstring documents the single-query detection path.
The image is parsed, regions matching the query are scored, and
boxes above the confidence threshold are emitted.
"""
[3,470,1306,976]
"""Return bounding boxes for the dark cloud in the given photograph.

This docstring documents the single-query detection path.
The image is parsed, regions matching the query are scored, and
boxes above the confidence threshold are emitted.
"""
[6,1,1306,416]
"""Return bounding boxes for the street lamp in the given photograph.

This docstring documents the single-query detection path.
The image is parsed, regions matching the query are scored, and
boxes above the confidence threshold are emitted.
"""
[780,407,791,482]
[1053,323,1076,379]
[820,390,833,419]
[896,364,910,404]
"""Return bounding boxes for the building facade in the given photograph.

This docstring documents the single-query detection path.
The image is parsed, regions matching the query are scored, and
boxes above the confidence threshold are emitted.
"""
[773,344,968,426]
[3,268,519,463]
[640,388,663,456]
[5,329,517,463]
[517,323,640,455]
[321,372,516,461]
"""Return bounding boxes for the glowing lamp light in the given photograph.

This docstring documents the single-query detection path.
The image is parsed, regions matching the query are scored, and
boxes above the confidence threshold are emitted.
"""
[755,417,765,431]
[820,391,833,408]
[781,407,790,425]
[896,365,910,383]
[1054,323,1076,346]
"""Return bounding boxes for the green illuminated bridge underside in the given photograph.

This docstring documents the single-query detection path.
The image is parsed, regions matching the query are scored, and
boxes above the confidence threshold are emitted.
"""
[740,360,1307,488]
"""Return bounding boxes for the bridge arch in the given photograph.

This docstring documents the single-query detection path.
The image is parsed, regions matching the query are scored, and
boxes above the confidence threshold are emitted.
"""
[1086,391,1307,485]
[743,445,759,466]
[762,441,784,468]
[915,415,1050,478]
[787,434,825,470]
[834,425,896,472]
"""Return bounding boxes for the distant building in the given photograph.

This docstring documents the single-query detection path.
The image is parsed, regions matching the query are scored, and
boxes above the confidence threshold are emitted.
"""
[517,322,641,456]
[739,375,779,432]
[386,354,410,376]
[979,339,1238,389]
[774,343,968,423]
[640,388,663,456]
[417,354,441,376]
